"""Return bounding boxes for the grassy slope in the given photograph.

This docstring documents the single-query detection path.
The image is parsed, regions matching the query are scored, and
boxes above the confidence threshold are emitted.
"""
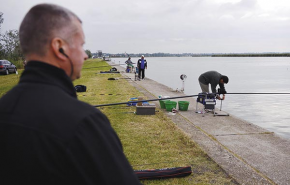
[0,59,237,184]
[75,59,237,185]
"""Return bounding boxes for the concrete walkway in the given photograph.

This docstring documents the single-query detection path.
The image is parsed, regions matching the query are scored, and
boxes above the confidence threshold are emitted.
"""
[109,63,290,185]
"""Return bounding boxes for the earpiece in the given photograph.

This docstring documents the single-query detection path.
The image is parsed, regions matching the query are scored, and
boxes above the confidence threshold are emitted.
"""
[59,48,73,78]
[59,48,68,58]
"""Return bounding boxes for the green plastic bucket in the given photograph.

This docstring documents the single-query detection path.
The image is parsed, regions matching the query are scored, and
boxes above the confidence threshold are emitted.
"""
[178,101,189,111]
[159,100,171,109]
[164,101,177,111]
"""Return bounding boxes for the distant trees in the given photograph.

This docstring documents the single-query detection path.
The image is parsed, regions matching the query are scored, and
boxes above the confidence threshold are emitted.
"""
[0,12,4,58]
[211,53,290,57]
[0,12,23,62]
[0,12,3,30]
[1,30,22,61]
[1,12,95,66]
[85,49,92,58]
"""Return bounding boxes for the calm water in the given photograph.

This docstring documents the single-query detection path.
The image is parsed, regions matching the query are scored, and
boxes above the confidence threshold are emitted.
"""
[112,57,290,139]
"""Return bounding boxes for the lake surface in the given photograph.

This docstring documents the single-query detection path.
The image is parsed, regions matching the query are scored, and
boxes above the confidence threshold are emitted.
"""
[112,57,290,139]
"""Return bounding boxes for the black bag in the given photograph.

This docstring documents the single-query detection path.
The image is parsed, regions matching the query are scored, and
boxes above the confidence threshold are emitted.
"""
[134,166,192,180]
[110,67,117,71]
[75,85,86,92]
[197,93,206,103]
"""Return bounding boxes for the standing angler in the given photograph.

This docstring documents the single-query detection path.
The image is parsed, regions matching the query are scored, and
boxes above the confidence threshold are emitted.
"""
[137,55,147,80]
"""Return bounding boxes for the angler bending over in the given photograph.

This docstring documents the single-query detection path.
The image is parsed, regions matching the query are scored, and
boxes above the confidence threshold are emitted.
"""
[198,71,229,100]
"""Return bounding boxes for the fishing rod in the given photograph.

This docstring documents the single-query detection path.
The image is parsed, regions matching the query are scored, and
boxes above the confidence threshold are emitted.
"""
[93,94,200,107]
[93,92,290,107]
[83,63,137,69]
[225,93,290,95]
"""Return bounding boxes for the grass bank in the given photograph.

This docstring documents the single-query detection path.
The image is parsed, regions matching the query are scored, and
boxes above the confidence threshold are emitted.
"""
[0,59,237,184]
[0,70,22,97]
[75,59,237,184]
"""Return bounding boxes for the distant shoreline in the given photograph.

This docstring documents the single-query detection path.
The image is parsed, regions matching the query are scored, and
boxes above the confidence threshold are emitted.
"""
[109,53,290,58]
[210,53,290,57]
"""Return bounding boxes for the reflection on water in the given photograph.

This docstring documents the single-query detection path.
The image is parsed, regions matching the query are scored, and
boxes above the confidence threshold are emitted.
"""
[113,57,290,139]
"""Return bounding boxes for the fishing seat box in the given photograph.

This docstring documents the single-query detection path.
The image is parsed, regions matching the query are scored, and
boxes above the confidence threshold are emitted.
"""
[197,93,216,109]
[204,99,216,109]
[136,104,156,115]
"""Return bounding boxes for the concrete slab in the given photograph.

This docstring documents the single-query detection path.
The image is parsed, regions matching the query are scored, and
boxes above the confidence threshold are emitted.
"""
[109,62,290,185]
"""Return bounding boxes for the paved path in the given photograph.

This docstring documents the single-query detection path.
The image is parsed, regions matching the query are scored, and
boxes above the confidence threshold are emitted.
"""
[109,62,290,185]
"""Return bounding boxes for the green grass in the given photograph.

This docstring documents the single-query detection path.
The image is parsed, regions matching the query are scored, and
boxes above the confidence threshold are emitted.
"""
[75,59,237,184]
[0,70,23,97]
[1,59,237,184]
[10,59,25,69]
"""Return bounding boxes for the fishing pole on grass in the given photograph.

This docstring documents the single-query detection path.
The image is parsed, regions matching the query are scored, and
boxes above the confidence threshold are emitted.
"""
[93,92,290,108]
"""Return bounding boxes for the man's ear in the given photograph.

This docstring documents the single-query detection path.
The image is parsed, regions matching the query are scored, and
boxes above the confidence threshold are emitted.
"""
[51,38,67,61]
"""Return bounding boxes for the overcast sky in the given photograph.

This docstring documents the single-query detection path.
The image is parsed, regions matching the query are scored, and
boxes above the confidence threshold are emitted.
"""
[1,0,290,54]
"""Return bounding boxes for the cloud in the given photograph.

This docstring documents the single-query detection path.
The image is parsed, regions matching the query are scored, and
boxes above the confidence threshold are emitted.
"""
[170,38,185,42]
[219,14,235,20]
[1,0,290,53]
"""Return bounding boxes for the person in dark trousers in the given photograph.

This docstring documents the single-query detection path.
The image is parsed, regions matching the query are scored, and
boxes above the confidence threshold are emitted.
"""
[0,4,141,185]
[198,71,229,100]
[137,55,147,80]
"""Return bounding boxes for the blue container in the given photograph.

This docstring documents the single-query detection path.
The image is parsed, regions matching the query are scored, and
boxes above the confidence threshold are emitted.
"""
[127,97,138,106]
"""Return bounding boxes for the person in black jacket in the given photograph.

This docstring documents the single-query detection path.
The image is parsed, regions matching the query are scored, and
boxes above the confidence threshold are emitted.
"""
[0,4,141,185]
[137,55,147,80]
[198,71,229,100]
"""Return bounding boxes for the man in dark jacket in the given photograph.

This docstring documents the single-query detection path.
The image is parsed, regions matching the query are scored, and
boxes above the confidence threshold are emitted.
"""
[0,4,141,185]
[198,71,229,100]
[137,55,147,80]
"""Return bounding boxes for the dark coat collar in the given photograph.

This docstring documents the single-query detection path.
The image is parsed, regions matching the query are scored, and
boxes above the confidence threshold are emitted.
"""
[20,61,77,97]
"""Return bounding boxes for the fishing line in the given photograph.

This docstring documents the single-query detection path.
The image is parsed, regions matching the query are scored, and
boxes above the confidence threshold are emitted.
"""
[93,92,290,107]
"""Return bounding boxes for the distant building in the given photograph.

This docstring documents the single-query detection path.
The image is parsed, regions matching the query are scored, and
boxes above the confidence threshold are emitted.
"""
[98,50,102,58]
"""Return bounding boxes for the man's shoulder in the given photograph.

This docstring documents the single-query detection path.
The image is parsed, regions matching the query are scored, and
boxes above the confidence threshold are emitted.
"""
[202,71,220,76]
[1,82,100,123]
